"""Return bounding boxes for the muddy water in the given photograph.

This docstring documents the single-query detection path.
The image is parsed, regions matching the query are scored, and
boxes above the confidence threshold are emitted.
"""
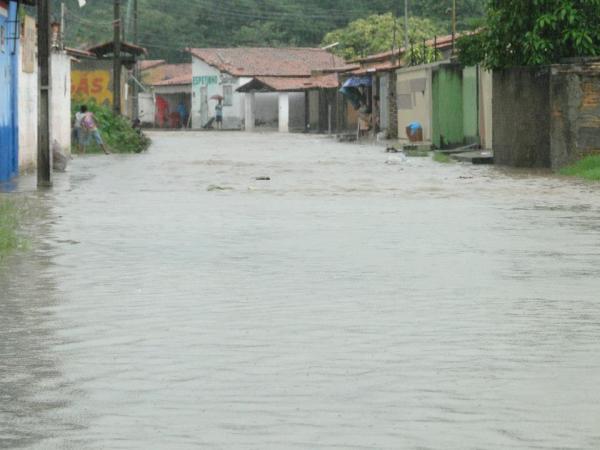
[1,132,600,449]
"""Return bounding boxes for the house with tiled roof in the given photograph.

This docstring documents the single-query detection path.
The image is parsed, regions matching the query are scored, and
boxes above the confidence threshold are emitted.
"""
[138,62,192,127]
[187,47,344,131]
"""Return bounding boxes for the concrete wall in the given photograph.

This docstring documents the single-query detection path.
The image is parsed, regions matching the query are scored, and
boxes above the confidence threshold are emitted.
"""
[462,66,479,144]
[18,20,37,173]
[255,93,278,127]
[550,63,600,169]
[50,51,72,156]
[289,92,305,130]
[479,69,493,150]
[138,92,155,125]
[379,73,389,131]
[396,66,432,141]
[493,67,551,167]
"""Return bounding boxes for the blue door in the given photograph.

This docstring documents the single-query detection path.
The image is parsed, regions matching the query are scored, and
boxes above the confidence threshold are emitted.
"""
[0,1,19,182]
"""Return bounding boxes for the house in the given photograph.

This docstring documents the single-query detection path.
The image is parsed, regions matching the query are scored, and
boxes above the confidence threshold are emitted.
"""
[138,61,192,128]
[188,47,345,131]
[395,61,492,149]
[71,41,147,117]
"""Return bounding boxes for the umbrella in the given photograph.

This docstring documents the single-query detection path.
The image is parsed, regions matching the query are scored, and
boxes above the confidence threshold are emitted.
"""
[210,95,224,101]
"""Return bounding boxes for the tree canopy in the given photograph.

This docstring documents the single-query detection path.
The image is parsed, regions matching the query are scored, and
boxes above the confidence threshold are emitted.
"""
[57,0,487,61]
[321,14,443,60]
[458,0,600,69]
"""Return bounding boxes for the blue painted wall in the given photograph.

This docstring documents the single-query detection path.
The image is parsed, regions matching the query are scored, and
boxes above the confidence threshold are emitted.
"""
[0,1,19,182]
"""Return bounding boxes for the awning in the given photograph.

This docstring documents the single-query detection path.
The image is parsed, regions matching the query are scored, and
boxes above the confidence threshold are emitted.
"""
[342,76,372,88]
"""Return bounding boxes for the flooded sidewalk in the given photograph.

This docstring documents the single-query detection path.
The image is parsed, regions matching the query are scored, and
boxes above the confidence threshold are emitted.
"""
[1,131,600,449]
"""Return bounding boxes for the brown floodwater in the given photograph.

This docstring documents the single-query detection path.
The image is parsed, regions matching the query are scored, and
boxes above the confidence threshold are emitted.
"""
[1,131,600,449]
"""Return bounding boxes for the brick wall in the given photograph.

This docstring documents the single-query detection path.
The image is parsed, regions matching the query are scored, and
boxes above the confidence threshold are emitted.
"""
[550,63,600,169]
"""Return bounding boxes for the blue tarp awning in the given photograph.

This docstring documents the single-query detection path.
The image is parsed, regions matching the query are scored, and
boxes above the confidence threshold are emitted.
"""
[342,76,372,88]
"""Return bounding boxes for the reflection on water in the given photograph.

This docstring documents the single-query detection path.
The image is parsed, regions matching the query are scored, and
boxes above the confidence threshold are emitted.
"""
[1,132,600,449]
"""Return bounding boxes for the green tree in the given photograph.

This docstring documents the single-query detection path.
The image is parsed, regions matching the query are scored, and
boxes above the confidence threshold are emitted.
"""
[321,13,442,60]
[458,0,600,69]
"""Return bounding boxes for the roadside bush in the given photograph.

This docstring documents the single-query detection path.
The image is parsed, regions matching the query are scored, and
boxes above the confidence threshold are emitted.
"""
[560,155,600,181]
[0,199,21,258]
[72,100,150,154]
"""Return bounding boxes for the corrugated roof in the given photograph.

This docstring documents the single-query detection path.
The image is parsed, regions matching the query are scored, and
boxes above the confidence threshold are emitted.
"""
[188,47,345,77]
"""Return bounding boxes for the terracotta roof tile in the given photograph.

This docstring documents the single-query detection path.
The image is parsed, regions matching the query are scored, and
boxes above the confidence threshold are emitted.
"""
[237,74,339,93]
[145,64,192,86]
[188,47,345,77]
[153,73,193,86]
[140,59,166,71]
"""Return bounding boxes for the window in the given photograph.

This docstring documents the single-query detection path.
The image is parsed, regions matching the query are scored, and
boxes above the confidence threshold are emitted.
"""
[223,85,233,107]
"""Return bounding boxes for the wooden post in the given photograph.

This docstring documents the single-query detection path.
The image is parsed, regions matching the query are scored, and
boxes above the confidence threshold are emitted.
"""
[37,0,52,187]
[113,0,122,115]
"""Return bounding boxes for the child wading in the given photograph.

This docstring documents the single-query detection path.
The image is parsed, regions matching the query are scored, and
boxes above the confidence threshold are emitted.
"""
[81,105,111,155]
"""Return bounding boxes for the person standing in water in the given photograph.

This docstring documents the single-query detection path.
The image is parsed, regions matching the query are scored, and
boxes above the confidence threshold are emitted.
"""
[215,99,223,130]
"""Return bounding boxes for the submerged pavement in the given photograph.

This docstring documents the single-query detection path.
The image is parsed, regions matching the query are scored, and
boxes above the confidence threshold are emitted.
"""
[2,131,600,449]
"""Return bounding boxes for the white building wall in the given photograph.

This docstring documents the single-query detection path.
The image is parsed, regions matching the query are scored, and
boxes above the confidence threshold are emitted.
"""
[191,57,248,129]
[138,92,155,125]
[50,51,72,156]
[18,46,38,172]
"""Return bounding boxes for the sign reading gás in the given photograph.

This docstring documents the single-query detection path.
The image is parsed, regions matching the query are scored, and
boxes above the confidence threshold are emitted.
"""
[193,76,218,86]
[71,70,113,106]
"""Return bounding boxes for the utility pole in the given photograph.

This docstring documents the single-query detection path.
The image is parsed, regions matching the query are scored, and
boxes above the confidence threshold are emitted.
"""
[452,0,457,55]
[133,0,139,120]
[113,0,122,115]
[38,0,52,187]
[403,0,409,51]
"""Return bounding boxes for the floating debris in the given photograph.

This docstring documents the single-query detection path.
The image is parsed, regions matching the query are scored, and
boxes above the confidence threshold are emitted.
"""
[207,185,233,192]
[255,176,271,181]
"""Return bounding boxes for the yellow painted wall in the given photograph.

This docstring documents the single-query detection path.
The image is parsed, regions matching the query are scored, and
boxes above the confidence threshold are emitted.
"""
[71,70,113,106]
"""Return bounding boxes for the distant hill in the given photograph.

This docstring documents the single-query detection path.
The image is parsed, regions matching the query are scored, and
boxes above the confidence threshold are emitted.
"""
[58,0,485,61]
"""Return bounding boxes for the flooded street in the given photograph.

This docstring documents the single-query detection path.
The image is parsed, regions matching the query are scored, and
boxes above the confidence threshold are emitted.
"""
[2,131,600,449]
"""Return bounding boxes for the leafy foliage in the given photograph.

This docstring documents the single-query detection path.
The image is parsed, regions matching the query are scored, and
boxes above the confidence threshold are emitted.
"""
[560,155,600,181]
[458,0,600,69]
[0,199,21,258]
[60,0,485,61]
[71,100,151,154]
[406,43,442,66]
[321,14,442,60]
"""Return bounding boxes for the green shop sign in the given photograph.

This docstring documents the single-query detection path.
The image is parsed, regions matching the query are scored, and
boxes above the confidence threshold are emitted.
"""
[193,76,218,86]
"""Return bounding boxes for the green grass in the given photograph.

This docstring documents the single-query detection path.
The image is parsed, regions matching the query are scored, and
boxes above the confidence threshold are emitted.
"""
[0,199,22,258]
[72,99,151,154]
[559,155,600,181]
[433,152,452,163]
